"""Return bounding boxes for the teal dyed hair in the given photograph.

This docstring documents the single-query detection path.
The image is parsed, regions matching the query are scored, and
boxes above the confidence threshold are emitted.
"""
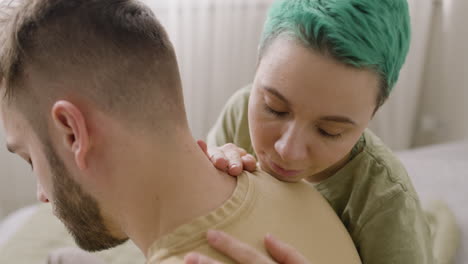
[259,0,411,106]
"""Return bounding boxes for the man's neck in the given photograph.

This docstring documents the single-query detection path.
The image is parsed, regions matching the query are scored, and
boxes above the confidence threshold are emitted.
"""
[110,135,237,256]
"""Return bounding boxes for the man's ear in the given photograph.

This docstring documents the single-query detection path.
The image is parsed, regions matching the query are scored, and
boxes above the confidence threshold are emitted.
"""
[51,101,89,170]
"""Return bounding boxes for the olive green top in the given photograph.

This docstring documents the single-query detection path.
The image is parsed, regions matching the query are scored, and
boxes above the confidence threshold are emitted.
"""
[207,85,433,264]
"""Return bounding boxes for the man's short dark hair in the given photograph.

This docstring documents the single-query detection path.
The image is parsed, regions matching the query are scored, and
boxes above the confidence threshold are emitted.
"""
[0,0,184,131]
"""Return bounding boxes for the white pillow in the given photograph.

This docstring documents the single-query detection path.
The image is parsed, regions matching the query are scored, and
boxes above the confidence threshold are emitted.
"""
[0,205,38,248]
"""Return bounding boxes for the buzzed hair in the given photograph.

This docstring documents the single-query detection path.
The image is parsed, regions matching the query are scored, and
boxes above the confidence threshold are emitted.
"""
[0,0,185,131]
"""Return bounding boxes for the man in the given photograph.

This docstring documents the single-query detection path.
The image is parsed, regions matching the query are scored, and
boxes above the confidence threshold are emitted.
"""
[0,0,360,263]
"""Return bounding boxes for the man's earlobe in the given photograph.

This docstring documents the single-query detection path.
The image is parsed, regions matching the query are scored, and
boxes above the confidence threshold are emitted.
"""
[51,101,90,170]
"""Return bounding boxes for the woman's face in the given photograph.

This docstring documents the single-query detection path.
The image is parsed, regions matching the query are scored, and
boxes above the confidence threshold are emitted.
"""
[249,37,380,182]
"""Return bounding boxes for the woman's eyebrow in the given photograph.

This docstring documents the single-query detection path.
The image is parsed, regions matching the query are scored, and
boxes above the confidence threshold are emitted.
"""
[320,116,356,125]
[263,86,290,106]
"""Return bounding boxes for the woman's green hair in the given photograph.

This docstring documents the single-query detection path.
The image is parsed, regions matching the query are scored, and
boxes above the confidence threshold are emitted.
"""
[260,0,411,106]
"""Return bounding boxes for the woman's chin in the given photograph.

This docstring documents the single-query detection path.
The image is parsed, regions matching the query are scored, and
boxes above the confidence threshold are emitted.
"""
[259,163,305,183]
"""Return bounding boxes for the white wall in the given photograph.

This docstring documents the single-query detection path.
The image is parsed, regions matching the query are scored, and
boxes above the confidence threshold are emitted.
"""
[369,0,434,150]
[144,0,273,140]
[414,0,468,146]
[0,128,36,219]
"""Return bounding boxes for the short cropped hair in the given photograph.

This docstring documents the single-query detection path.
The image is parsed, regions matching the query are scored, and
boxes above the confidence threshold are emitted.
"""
[0,0,183,131]
[259,0,411,108]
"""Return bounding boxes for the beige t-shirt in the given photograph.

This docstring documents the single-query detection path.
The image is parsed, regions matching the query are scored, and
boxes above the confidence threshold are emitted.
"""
[147,170,361,264]
[207,85,434,264]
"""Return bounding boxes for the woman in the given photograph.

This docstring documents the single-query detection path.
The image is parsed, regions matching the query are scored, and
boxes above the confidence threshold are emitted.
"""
[188,0,433,263]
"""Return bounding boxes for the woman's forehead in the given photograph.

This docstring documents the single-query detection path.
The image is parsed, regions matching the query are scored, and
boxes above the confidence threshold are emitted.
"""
[262,39,376,84]
[255,41,379,121]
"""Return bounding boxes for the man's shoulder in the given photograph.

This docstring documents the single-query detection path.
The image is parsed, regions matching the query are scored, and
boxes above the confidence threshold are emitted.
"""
[245,170,327,207]
[239,171,361,263]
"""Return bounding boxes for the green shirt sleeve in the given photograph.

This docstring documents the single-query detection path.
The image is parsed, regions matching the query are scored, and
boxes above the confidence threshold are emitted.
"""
[316,130,434,264]
[206,85,254,155]
[356,192,433,264]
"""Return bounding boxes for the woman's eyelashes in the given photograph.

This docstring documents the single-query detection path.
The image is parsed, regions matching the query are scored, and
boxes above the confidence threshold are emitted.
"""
[317,128,342,139]
[263,102,343,140]
[264,103,289,117]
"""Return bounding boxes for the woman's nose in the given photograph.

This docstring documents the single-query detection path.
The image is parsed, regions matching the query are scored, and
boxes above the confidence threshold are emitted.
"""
[274,126,309,162]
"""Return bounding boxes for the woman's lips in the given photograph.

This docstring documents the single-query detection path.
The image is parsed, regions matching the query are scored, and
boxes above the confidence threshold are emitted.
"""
[269,160,303,178]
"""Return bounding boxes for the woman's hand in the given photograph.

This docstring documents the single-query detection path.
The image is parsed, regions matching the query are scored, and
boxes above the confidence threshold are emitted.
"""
[197,140,257,176]
[184,230,310,264]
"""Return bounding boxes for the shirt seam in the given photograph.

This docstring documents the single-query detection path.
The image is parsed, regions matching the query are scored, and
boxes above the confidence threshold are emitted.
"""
[354,188,418,242]
[150,173,257,260]
[361,145,417,199]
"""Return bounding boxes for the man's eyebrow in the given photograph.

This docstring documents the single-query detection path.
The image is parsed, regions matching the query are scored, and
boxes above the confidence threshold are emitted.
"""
[263,86,290,106]
[320,116,357,125]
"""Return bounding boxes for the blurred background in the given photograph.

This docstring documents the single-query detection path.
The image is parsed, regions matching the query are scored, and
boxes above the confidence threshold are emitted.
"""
[142,0,468,151]
[0,0,467,226]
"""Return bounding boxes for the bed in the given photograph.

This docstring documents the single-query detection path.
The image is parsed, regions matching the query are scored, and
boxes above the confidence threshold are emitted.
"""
[0,141,466,263]
[397,141,468,263]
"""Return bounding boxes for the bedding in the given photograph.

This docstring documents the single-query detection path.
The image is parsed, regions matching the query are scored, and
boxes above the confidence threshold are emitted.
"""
[0,204,145,264]
[397,141,468,264]
[0,205,38,248]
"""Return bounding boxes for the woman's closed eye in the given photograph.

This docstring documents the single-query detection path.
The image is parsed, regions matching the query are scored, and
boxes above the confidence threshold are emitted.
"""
[264,103,289,117]
[317,128,342,139]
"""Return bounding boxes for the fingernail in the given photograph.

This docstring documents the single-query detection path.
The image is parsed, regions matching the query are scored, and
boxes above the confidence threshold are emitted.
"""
[230,164,238,169]
[265,233,277,243]
[185,253,200,264]
[207,230,220,244]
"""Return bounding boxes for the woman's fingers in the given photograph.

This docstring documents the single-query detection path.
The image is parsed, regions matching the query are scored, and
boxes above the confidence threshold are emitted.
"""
[205,143,257,176]
[198,140,229,172]
[241,154,257,172]
[206,230,274,264]
[184,252,224,264]
[197,140,209,157]
[221,144,245,176]
[190,231,310,264]
[208,148,229,172]
[264,234,310,264]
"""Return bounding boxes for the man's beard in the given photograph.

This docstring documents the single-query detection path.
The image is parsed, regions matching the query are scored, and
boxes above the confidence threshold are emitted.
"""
[43,142,128,252]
